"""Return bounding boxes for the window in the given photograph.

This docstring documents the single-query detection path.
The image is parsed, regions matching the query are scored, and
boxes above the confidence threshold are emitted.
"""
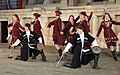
[0,0,21,10]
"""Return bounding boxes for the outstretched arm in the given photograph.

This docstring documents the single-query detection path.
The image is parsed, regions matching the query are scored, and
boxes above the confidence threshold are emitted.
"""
[112,21,120,25]
[62,43,72,54]
[47,20,55,28]
[96,22,103,37]
[88,12,93,22]
[11,39,21,48]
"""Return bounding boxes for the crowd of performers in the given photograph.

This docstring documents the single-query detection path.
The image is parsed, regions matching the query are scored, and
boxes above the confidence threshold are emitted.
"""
[6,8,120,70]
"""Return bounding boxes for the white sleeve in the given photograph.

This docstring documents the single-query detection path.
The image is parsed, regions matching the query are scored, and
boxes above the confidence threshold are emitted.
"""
[6,34,11,40]
[63,43,72,53]
[92,39,99,47]
[38,37,42,43]
[13,39,21,46]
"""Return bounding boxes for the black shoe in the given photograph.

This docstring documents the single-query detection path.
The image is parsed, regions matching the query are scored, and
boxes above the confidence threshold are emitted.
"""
[56,57,60,61]
[8,56,13,59]
[93,66,102,70]
[63,64,77,69]
[31,57,37,60]
[41,59,47,62]
[40,50,47,62]
[113,56,118,61]
[15,55,21,60]
[22,59,28,61]
[8,46,11,49]
[111,51,118,61]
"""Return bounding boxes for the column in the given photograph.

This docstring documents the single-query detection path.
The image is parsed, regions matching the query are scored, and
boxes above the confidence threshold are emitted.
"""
[41,16,49,45]
[61,0,67,3]
[28,0,33,5]
[43,0,49,4]
[68,0,74,6]
[19,0,22,9]
[86,0,92,3]
[22,0,29,8]
[92,15,98,37]
[73,0,78,6]
[28,0,37,5]
[116,0,120,4]
[0,22,1,43]
[109,0,116,3]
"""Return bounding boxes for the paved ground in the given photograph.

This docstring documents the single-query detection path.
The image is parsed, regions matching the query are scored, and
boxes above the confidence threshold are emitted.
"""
[0,43,120,75]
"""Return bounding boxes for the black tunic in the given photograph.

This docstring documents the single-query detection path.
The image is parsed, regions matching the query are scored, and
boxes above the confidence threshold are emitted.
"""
[69,33,95,68]
[18,31,40,61]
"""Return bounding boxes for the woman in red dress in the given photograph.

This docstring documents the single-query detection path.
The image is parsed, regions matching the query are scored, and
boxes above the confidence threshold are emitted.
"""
[47,9,65,60]
[96,13,120,61]
[31,13,47,62]
[7,13,25,58]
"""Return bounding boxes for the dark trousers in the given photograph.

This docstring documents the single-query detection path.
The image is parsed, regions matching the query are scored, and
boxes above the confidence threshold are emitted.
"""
[20,44,40,61]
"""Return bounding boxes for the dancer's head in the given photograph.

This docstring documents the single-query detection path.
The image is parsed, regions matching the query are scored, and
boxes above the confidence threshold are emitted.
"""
[75,26,84,34]
[79,11,87,20]
[24,23,31,31]
[13,13,20,21]
[33,13,41,20]
[103,13,112,21]
[68,15,74,22]
[55,10,62,16]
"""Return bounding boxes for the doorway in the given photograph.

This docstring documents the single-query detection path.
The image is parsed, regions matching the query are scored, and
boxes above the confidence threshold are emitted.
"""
[1,21,8,43]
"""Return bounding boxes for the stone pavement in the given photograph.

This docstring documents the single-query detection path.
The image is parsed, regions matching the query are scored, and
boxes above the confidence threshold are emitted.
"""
[0,43,120,75]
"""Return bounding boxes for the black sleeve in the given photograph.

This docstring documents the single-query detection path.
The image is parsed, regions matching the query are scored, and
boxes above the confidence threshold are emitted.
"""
[86,33,95,43]
[32,32,40,41]
[74,16,79,23]
[69,33,78,44]
[18,32,24,41]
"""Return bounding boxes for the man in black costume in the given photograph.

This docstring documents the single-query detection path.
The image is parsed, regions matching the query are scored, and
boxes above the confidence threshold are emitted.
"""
[11,23,47,62]
[62,26,101,70]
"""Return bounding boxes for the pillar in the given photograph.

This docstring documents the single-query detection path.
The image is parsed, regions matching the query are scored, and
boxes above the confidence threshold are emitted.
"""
[68,0,74,6]
[28,0,36,5]
[43,0,49,4]
[109,0,116,3]
[116,0,120,4]
[19,0,22,9]
[92,15,98,37]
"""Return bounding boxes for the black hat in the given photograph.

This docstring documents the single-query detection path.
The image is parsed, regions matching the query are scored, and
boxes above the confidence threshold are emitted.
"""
[80,11,87,16]
[55,10,62,16]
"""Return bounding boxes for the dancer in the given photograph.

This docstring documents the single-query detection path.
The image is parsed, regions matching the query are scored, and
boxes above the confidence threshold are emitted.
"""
[11,23,43,61]
[96,13,120,61]
[47,9,65,60]
[62,26,101,69]
[31,13,47,62]
[7,13,25,58]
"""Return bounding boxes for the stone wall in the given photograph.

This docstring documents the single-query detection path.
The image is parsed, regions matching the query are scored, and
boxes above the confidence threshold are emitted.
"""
[0,4,120,46]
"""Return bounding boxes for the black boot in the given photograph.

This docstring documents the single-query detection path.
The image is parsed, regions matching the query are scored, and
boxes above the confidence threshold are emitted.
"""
[32,50,41,60]
[111,50,118,61]
[93,53,102,70]
[40,50,47,62]
[58,48,62,57]
[56,49,63,61]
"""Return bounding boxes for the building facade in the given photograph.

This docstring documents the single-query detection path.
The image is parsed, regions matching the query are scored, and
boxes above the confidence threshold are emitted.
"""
[0,0,120,47]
